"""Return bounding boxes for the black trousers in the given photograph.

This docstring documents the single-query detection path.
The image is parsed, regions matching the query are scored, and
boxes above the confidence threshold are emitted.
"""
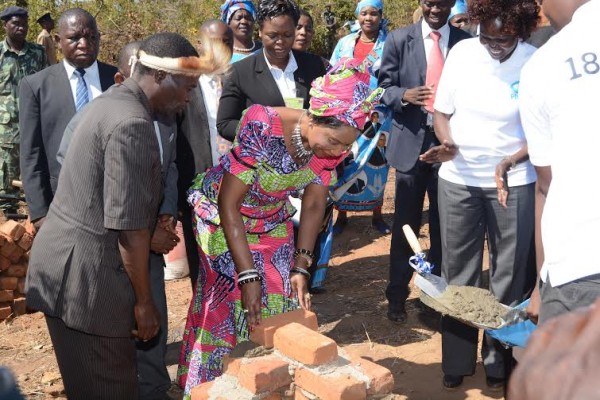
[386,160,442,308]
[45,315,137,399]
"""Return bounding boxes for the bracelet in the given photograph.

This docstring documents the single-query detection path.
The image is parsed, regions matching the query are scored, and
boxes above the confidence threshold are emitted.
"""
[503,156,516,170]
[238,269,259,278]
[294,248,314,263]
[291,267,311,280]
[238,275,262,288]
[295,252,313,266]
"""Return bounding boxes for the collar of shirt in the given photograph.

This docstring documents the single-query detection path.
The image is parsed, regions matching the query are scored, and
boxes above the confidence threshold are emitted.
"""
[63,59,103,102]
[0,39,33,56]
[262,49,298,99]
[421,20,451,60]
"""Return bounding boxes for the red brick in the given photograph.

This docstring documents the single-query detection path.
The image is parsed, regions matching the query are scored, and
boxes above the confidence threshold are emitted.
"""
[190,381,214,400]
[250,309,318,348]
[0,290,13,302]
[222,354,242,377]
[0,277,18,290]
[348,354,394,395]
[17,233,33,251]
[1,241,23,263]
[0,303,12,320]
[238,357,291,394]
[273,322,337,366]
[0,234,6,246]
[263,392,284,400]
[5,263,26,278]
[23,218,36,236]
[295,367,366,400]
[0,220,25,241]
[12,296,26,316]
[17,278,25,294]
[0,255,10,271]
[295,388,316,400]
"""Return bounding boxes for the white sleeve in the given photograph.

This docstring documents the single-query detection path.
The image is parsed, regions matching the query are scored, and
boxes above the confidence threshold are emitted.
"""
[433,42,461,115]
[519,59,552,167]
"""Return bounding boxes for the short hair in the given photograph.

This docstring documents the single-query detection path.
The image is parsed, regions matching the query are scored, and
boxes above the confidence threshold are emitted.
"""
[470,0,540,40]
[57,8,97,33]
[117,41,141,76]
[136,32,199,76]
[256,0,300,29]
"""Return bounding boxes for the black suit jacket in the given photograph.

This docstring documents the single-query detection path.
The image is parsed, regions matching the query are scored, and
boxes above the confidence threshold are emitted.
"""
[216,50,326,141]
[378,23,471,172]
[176,85,213,213]
[19,61,117,221]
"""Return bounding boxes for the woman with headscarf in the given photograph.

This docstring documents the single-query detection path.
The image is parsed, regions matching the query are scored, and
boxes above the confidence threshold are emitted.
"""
[329,0,391,235]
[420,0,539,390]
[221,0,263,63]
[177,59,383,396]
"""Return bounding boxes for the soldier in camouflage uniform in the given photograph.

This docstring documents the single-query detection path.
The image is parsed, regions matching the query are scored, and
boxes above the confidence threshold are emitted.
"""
[0,6,47,212]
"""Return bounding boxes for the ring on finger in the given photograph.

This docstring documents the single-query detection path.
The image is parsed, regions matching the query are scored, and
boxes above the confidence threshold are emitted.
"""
[243,309,249,314]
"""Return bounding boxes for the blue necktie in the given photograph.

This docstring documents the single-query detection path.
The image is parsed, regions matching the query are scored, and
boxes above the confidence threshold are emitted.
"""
[74,68,89,111]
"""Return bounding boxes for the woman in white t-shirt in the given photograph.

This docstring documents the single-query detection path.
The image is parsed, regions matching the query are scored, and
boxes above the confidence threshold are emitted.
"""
[420,0,541,390]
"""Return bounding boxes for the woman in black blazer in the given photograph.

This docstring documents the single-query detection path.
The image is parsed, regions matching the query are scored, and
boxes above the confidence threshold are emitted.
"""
[216,0,327,141]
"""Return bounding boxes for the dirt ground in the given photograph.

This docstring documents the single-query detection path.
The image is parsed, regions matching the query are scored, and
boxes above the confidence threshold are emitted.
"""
[0,171,504,400]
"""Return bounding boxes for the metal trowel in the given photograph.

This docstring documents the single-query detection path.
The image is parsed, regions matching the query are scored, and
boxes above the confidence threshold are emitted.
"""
[403,224,448,298]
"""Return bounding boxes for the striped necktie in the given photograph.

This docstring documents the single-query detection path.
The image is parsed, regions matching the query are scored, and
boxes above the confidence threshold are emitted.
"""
[74,68,89,112]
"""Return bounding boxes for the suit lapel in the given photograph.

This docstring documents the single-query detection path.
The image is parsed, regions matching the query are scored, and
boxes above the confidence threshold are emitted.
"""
[447,26,462,50]
[255,53,285,106]
[54,63,77,114]
[409,23,427,85]
[293,52,308,104]
[98,62,114,91]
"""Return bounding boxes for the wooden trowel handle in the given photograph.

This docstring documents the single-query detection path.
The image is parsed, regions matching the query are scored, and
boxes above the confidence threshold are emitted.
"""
[402,224,423,254]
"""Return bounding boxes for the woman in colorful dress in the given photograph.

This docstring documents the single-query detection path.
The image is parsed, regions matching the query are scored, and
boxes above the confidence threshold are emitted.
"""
[221,0,263,63]
[329,0,391,235]
[177,59,383,396]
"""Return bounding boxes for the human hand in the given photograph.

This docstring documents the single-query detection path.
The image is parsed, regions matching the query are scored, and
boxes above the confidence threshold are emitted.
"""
[241,281,262,330]
[32,216,46,232]
[402,85,434,106]
[495,159,511,208]
[508,300,600,400]
[419,140,458,163]
[157,214,176,233]
[526,284,540,324]
[150,224,179,254]
[132,300,160,341]
[291,273,311,310]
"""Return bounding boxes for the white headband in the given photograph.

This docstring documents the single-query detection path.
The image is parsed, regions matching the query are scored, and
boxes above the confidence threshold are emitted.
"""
[129,50,204,76]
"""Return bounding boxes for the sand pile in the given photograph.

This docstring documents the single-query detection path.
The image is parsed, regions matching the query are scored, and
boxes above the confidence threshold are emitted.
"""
[421,285,508,328]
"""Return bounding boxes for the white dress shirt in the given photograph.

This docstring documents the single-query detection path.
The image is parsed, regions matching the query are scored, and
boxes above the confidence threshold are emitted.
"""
[263,50,298,99]
[421,21,451,61]
[63,60,103,105]
[199,74,223,166]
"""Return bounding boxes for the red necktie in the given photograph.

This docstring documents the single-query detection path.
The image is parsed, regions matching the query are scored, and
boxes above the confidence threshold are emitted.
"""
[425,31,444,113]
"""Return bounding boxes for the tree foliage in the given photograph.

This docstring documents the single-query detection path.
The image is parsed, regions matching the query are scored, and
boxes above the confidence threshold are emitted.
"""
[1,0,418,63]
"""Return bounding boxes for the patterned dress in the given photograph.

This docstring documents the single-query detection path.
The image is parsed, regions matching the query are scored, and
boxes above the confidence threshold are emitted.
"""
[178,105,340,396]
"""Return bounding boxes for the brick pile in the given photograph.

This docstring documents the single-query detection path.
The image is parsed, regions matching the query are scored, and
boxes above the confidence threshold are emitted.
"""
[191,309,396,400]
[0,219,34,322]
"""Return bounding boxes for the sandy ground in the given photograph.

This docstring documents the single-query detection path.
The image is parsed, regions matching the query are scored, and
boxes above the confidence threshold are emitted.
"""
[0,171,504,399]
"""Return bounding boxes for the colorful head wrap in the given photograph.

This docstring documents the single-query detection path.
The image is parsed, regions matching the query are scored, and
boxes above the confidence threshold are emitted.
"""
[355,0,383,16]
[449,0,468,20]
[309,58,384,130]
[220,0,257,24]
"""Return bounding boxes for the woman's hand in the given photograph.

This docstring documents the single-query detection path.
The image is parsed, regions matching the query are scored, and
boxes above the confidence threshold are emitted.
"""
[526,283,541,324]
[495,158,512,208]
[240,281,262,330]
[419,140,458,163]
[291,273,311,310]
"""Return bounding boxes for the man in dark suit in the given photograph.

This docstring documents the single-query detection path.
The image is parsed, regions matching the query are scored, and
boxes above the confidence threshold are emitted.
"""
[216,48,326,141]
[378,0,470,323]
[19,8,117,229]
[25,32,211,399]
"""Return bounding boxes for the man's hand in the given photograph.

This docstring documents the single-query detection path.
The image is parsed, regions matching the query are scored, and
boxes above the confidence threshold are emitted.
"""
[402,85,434,106]
[150,224,179,254]
[132,300,160,341]
[419,140,458,164]
[157,214,176,234]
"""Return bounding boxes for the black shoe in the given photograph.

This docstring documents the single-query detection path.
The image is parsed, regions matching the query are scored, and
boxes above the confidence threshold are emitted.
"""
[486,376,505,391]
[387,304,407,322]
[443,374,464,389]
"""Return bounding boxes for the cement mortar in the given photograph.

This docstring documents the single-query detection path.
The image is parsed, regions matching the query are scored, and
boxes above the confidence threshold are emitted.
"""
[421,285,508,328]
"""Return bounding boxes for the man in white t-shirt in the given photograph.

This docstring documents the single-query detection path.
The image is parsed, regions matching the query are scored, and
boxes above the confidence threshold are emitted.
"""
[519,0,600,323]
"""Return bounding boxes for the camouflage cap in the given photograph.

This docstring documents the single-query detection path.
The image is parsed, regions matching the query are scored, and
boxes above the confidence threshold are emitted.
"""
[0,6,28,21]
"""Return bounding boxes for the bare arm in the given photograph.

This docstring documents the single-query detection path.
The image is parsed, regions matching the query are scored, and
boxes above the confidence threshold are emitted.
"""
[419,110,458,163]
[118,229,159,341]
[495,145,531,208]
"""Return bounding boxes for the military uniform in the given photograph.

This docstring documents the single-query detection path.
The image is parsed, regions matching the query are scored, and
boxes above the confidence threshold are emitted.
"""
[0,38,47,207]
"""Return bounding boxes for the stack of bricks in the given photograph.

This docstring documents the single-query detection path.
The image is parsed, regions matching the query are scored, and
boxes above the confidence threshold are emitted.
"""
[0,219,34,322]
[190,309,396,400]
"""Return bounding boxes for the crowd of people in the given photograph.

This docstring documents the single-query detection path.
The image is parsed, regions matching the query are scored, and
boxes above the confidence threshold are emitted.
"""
[0,0,599,398]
